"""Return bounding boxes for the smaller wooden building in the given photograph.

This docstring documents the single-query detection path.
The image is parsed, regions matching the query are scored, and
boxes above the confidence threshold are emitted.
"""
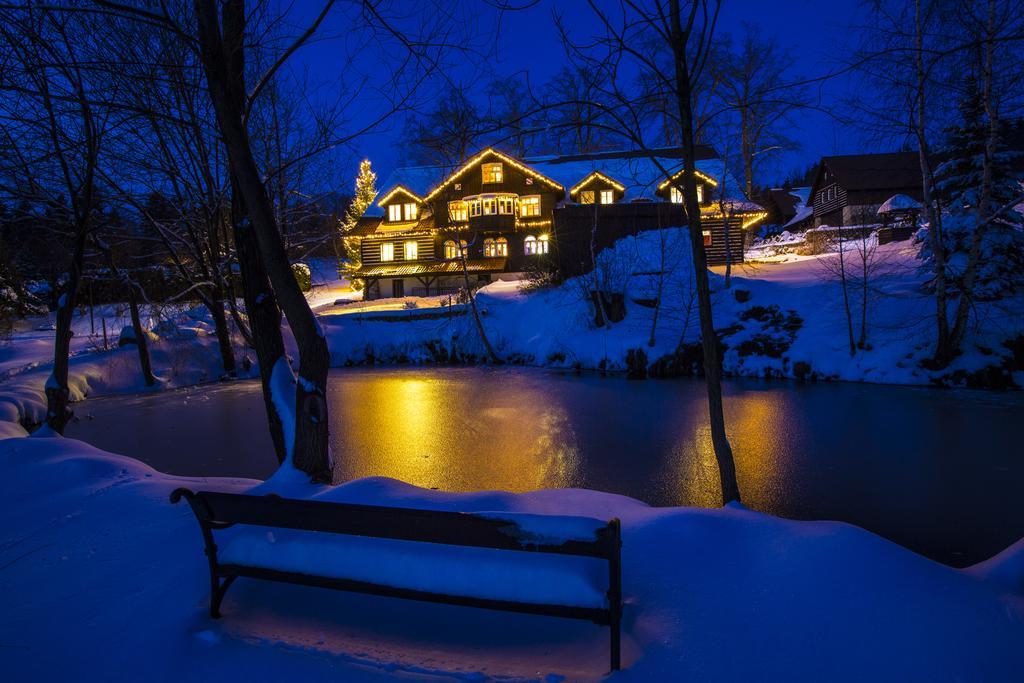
[807,152,922,227]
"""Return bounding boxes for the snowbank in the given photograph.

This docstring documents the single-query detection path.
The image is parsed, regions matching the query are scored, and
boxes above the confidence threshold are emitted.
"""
[0,436,1021,680]
[0,304,253,433]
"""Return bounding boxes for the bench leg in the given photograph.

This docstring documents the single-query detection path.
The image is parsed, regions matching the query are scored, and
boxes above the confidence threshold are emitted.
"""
[610,614,621,671]
[210,576,236,619]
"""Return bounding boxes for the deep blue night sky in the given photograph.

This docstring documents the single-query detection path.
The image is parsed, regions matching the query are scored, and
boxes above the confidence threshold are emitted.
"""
[291,0,871,191]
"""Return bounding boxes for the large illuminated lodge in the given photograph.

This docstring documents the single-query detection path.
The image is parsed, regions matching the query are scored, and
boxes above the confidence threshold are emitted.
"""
[350,146,766,299]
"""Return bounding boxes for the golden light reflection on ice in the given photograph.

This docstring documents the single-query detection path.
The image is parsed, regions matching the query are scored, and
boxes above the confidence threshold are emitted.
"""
[329,372,581,493]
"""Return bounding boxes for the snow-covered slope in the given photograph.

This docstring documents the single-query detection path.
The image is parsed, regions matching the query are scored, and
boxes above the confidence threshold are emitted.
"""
[316,230,1024,388]
[1,435,1021,681]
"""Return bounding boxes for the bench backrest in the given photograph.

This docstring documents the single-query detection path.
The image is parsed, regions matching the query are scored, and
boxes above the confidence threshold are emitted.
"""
[173,488,619,560]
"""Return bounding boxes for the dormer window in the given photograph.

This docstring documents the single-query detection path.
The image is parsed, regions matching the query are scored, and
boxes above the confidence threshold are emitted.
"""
[579,190,595,204]
[670,186,683,204]
[403,203,418,221]
[482,162,503,184]
[599,189,614,204]
[387,204,402,221]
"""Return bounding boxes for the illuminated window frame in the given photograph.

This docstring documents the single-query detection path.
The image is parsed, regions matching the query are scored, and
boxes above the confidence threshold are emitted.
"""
[537,234,550,254]
[380,242,395,261]
[387,204,402,222]
[448,201,468,222]
[482,162,503,184]
[599,189,614,204]
[404,240,419,260]
[469,199,482,217]
[403,203,418,221]
[497,195,516,215]
[444,239,467,259]
[578,190,595,204]
[520,195,541,217]
[482,197,496,215]
[702,230,712,247]
[670,186,683,204]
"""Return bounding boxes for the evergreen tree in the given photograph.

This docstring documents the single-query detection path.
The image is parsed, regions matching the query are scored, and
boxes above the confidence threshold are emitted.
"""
[925,82,1024,300]
[340,159,377,289]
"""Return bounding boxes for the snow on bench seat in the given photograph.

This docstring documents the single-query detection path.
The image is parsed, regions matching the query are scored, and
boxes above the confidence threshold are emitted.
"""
[218,521,610,609]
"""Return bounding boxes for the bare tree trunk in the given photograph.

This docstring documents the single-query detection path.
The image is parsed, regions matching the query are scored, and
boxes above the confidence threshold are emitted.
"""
[913,0,954,366]
[837,231,856,356]
[669,0,740,505]
[45,227,88,433]
[231,187,288,463]
[208,288,237,378]
[195,0,331,479]
[458,246,502,364]
[97,239,156,386]
[949,0,998,350]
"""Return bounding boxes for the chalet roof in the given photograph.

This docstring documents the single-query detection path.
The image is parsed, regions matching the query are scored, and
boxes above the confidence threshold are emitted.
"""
[354,258,507,278]
[371,147,747,213]
[818,152,922,193]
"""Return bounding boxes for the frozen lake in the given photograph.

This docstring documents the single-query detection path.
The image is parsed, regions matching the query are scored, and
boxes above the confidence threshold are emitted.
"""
[66,367,1024,566]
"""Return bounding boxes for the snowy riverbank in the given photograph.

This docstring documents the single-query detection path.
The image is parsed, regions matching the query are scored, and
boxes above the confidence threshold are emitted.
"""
[2,234,1021,437]
[1,435,1022,681]
[316,231,1024,388]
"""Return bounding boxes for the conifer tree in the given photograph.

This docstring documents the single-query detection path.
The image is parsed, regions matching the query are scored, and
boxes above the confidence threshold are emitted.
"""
[927,81,1024,302]
[340,159,377,289]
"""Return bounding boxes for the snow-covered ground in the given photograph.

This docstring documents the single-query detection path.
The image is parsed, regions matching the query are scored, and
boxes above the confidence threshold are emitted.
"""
[315,231,1024,388]
[1,435,1021,680]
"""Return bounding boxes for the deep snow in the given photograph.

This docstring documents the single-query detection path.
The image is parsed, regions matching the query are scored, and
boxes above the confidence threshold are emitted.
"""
[1,435,1022,681]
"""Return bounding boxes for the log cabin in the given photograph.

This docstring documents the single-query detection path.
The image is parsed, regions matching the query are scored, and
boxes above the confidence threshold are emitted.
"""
[807,152,923,227]
[349,147,766,299]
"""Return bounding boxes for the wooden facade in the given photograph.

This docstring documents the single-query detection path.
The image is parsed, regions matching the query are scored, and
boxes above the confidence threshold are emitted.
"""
[351,148,766,299]
[808,152,923,227]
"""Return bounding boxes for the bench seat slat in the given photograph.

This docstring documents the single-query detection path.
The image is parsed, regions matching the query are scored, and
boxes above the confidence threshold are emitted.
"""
[218,525,610,609]
[218,564,612,625]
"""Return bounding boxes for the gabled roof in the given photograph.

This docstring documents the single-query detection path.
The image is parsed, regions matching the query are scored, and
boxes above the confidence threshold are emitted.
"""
[423,148,564,201]
[812,152,922,198]
[368,146,748,218]
[569,171,626,196]
[376,184,422,207]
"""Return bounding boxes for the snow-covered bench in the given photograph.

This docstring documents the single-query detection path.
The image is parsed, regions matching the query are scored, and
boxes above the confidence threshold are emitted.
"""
[171,488,624,671]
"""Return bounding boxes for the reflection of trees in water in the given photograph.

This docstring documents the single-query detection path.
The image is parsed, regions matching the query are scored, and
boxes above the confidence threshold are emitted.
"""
[670,387,796,510]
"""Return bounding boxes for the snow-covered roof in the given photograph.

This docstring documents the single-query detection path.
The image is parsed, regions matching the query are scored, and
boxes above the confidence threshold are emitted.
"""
[371,148,748,214]
[877,193,923,214]
[782,205,814,230]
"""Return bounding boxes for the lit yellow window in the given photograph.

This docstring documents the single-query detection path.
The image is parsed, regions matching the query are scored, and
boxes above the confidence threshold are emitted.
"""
[520,195,541,217]
[482,197,496,215]
[387,204,402,222]
[403,203,418,221]
[469,200,481,217]
[444,240,467,259]
[484,237,508,257]
[482,162,503,184]
[404,240,418,260]
[599,189,615,204]
[524,235,537,255]
[448,201,468,222]
[702,230,712,247]
[670,186,683,204]
[380,242,394,261]
[498,195,515,215]
[578,190,595,204]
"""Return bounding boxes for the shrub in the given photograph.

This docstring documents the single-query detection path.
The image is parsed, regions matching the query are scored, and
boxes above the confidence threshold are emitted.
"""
[292,262,312,292]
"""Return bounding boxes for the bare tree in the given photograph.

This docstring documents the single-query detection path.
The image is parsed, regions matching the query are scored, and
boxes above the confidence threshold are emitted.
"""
[557,0,741,504]
[0,7,110,433]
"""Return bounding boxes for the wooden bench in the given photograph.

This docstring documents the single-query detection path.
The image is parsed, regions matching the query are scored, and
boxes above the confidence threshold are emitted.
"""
[171,488,624,671]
